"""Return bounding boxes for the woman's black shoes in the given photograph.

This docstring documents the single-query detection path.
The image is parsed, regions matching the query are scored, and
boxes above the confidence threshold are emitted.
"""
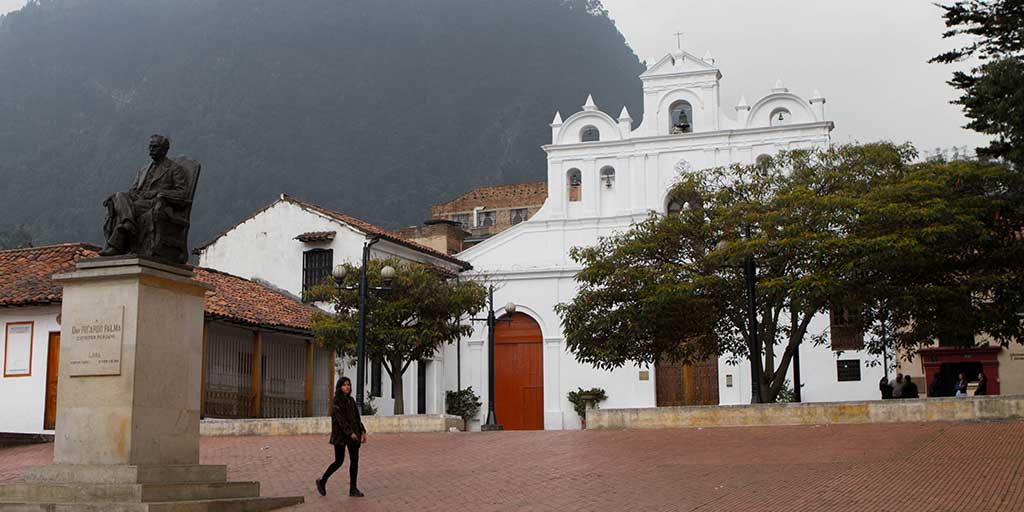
[349,487,365,497]
[315,479,326,496]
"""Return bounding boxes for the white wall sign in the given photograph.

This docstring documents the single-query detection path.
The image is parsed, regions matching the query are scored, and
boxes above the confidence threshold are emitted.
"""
[3,322,34,377]
[67,306,124,377]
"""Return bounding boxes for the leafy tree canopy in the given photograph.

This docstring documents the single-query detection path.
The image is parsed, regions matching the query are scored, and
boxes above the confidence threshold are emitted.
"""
[557,143,1024,403]
[306,258,486,414]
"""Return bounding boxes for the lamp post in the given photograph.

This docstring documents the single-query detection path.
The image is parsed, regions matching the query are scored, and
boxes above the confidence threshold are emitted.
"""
[470,285,516,431]
[717,229,764,404]
[332,237,396,414]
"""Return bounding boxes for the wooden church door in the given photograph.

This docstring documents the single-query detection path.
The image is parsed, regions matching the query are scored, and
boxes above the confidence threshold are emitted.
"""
[493,313,544,430]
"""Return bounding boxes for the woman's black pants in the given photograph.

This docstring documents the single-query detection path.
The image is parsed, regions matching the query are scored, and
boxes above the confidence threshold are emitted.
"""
[320,442,359,489]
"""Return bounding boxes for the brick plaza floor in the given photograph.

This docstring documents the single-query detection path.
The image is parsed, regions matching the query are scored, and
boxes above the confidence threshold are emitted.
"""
[2,420,1024,511]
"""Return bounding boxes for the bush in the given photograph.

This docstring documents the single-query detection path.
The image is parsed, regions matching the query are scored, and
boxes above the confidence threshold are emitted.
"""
[775,380,796,403]
[567,387,607,418]
[446,387,482,427]
[361,394,378,416]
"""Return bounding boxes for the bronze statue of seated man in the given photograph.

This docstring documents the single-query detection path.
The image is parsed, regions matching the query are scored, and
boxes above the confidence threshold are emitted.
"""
[100,134,189,260]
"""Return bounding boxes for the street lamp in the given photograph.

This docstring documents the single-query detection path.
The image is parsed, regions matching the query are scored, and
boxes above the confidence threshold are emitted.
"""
[332,237,396,414]
[470,285,516,431]
[716,230,765,404]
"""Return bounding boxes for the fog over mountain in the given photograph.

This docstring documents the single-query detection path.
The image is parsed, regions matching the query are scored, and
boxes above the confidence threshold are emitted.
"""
[0,0,643,246]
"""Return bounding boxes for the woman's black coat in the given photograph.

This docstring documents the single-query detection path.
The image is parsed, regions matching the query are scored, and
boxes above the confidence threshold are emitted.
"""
[330,393,366,446]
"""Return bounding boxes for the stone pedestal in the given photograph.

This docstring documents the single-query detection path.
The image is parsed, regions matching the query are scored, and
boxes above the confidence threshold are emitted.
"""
[0,258,303,512]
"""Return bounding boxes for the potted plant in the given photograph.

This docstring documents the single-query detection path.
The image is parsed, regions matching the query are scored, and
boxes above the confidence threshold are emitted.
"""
[445,387,482,431]
[567,387,607,429]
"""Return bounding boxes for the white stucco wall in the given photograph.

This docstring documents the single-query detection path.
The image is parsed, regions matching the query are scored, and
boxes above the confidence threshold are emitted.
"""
[0,306,61,434]
[718,313,888,405]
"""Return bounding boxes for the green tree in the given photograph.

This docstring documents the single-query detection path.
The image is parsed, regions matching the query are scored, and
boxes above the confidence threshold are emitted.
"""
[932,0,1024,168]
[306,258,486,415]
[839,156,1024,354]
[558,145,903,402]
[557,143,1024,403]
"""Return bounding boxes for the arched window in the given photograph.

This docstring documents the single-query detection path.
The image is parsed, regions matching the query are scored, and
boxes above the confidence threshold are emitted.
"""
[755,154,772,166]
[770,108,792,126]
[599,166,615,188]
[666,196,688,215]
[580,125,600,142]
[567,168,582,202]
[669,100,693,134]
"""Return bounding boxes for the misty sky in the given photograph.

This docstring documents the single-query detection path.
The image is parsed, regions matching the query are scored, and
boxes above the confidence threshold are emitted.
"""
[1,0,988,153]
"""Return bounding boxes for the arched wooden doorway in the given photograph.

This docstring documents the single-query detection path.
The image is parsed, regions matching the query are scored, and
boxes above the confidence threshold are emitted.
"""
[494,312,544,430]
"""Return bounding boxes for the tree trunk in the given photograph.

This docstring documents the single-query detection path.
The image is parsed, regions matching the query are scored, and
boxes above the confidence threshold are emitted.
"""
[390,354,405,415]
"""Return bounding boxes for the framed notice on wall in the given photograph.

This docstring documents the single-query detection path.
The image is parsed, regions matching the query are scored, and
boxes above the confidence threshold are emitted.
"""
[3,321,34,377]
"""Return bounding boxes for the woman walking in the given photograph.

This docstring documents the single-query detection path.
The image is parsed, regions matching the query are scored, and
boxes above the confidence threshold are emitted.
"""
[316,377,367,498]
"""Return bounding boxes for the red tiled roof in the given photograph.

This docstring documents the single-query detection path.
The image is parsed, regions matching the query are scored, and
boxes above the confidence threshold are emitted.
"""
[0,244,317,332]
[194,194,471,270]
[431,181,548,215]
[192,267,318,332]
[0,243,100,307]
[295,231,336,243]
[281,195,471,269]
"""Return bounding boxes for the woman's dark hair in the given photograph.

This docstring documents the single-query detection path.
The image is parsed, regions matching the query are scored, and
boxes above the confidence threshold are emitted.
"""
[336,376,352,396]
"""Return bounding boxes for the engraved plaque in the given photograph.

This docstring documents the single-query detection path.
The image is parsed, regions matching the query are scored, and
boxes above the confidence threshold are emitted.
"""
[67,306,124,377]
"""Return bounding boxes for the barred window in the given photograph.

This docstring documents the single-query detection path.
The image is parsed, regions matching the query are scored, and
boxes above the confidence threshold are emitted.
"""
[478,211,496,227]
[510,208,529,225]
[302,249,333,295]
[837,359,861,382]
[451,213,470,228]
[830,305,865,351]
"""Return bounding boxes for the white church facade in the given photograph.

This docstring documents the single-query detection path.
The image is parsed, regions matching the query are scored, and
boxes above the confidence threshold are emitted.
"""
[450,49,886,430]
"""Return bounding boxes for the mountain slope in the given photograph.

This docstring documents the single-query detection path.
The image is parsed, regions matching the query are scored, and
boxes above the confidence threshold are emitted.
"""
[0,0,644,245]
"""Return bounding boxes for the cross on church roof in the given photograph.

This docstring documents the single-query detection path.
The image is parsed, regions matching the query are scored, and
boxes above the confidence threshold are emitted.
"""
[674,31,684,50]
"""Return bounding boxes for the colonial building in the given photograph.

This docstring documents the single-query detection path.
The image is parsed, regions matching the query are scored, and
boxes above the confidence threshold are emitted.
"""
[396,182,549,255]
[447,48,891,430]
[0,243,330,438]
[195,193,472,416]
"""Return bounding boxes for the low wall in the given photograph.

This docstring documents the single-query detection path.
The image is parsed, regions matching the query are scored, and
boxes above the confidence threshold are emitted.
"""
[200,414,464,437]
[587,395,1024,430]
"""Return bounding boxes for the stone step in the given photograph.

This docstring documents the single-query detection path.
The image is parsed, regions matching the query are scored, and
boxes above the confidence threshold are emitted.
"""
[24,466,228,485]
[0,482,260,503]
[0,495,304,512]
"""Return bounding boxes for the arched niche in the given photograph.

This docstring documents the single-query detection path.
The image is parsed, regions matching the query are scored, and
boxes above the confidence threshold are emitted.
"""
[567,168,582,202]
[746,93,817,128]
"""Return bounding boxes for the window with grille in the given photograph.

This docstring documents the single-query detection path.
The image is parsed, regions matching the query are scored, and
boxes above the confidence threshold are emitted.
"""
[478,211,496,227]
[451,213,470,228]
[302,249,333,295]
[829,305,865,351]
[837,359,861,382]
[510,208,528,225]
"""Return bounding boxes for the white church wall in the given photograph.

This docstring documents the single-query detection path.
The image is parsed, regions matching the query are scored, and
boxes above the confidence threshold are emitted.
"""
[717,312,887,405]
[454,49,840,429]
[0,306,60,435]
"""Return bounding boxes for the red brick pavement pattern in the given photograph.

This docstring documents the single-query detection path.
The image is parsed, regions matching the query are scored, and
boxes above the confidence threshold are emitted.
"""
[3,421,1024,511]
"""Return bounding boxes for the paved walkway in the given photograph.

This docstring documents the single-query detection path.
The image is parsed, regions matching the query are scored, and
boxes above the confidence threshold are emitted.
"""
[2,421,1023,511]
